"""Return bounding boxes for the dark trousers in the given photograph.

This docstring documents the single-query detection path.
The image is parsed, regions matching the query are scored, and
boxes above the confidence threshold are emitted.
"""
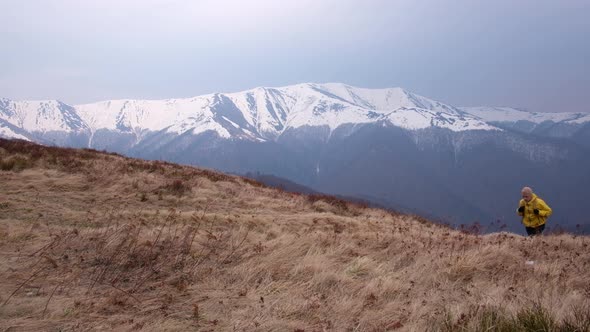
[525,224,545,236]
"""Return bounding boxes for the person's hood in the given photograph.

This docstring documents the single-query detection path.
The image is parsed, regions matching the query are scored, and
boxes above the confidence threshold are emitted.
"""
[525,193,538,203]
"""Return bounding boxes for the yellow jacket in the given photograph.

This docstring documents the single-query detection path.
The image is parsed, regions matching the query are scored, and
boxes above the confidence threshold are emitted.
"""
[517,193,552,227]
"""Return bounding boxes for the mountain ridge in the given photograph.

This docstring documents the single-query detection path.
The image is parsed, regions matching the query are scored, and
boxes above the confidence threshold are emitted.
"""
[1,83,500,145]
[3,83,589,148]
[2,84,589,231]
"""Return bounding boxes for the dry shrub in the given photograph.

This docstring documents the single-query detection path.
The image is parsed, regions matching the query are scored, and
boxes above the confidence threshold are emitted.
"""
[198,168,234,183]
[0,138,110,174]
[126,160,167,174]
[458,222,484,235]
[51,155,84,172]
[161,179,192,197]
[430,302,590,332]
[308,194,350,215]
[311,200,341,214]
[0,155,32,172]
[0,138,35,154]
[344,257,374,278]
[77,149,98,160]
[240,176,266,188]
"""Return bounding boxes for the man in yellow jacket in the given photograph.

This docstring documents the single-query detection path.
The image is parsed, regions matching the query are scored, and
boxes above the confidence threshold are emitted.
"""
[517,186,552,236]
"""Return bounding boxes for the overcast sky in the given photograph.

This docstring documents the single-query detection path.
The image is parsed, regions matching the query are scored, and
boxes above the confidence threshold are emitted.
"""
[1,0,589,112]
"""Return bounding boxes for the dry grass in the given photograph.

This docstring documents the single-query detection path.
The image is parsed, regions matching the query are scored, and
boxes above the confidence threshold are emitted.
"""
[0,138,589,331]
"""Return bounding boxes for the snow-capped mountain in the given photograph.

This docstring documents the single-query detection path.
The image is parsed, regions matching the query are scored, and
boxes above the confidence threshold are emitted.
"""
[0,98,86,134]
[460,106,590,147]
[0,83,498,145]
[2,84,590,234]
[461,106,590,124]
[0,120,29,141]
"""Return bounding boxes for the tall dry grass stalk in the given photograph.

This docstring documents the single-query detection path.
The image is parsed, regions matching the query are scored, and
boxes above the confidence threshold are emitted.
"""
[0,138,589,331]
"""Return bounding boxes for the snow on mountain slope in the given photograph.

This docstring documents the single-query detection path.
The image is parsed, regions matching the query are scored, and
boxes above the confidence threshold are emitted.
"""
[312,83,456,112]
[0,98,86,133]
[259,84,379,132]
[383,107,497,131]
[75,97,214,132]
[0,121,30,141]
[461,106,590,124]
[1,84,500,145]
[224,83,497,134]
[225,87,289,139]
[70,83,499,142]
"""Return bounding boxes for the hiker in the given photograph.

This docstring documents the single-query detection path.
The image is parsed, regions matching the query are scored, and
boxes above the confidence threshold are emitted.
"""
[517,186,552,236]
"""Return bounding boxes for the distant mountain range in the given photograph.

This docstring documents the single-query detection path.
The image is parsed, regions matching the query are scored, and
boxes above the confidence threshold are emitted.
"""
[460,106,590,149]
[2,83,589,234]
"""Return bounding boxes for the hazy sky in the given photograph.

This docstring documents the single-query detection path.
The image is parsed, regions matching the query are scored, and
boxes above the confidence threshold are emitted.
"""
[1,0,589,112]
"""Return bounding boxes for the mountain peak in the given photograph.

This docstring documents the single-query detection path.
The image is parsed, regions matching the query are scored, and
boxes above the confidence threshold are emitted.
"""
[2,84,504,143]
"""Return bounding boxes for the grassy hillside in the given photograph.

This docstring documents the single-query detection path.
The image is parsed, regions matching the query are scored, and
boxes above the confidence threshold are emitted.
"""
[0,138,589,331]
